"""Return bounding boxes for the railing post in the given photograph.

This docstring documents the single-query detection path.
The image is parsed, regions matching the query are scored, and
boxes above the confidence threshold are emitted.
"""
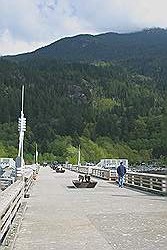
[125,174,128,184]
[162,179,167,193]
[107,170,110,180]
[150,177,153,189]
[109,170,111,180]
[140,176,143,187]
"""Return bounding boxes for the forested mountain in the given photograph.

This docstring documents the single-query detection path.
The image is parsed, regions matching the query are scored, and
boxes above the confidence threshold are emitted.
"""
[6,28,167,63]
[1,28,167,164]
[6,28,167,91]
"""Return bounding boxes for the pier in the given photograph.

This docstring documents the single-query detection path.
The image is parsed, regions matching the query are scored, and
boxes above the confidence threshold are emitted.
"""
[1,166,166,250]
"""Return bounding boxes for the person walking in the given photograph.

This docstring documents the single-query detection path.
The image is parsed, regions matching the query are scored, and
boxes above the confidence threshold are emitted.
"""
[117,162,126,188]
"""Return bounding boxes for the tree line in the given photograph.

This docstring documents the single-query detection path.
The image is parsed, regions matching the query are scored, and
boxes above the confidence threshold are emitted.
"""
[0,58,166,164]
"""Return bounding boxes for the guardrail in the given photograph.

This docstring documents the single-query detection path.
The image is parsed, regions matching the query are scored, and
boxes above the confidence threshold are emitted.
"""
[125,172,167,195]
[91,167,117,181]
[24,170,34,198]
[77,166,90,175]
[66,165,117,180]
[0,181,23,244]
[91,168,110,179]
[65,165,167,195]
[0,170,34,244]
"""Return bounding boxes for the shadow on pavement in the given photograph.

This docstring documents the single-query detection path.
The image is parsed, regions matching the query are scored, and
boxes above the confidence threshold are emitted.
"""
[66,185,76,189]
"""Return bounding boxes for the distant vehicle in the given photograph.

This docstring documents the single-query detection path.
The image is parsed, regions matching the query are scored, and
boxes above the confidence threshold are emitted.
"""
[0,158,16,178]
[0,158,15,169]
[55,167,65,173]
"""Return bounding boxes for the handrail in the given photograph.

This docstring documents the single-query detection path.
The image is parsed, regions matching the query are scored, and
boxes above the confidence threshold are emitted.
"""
[91,167,111,180]
[0,181,23,243]
[24,169,34,197]
[125,172,167,195]
[77,166,90,174]
[65,165,167,195]
[0,169,34,244]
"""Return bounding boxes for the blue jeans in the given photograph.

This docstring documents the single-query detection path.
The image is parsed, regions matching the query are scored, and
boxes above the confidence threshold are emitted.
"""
[118,175,124,187]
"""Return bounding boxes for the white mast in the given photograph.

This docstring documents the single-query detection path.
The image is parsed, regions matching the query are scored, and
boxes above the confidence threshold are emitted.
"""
[16,85,26,178]
[35,143,38,164]
[78,145,81,167]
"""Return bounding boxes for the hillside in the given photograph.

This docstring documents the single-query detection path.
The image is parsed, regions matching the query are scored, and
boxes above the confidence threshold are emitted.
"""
[6,28,167,63]
[1,28,167,164]
[6,28,167,89]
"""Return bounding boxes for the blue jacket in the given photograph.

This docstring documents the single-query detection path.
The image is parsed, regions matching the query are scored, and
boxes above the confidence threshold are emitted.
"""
[117,164,126,177]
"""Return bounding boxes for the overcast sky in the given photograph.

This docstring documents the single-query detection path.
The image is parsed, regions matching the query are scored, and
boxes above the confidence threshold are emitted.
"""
[0,0,167,55]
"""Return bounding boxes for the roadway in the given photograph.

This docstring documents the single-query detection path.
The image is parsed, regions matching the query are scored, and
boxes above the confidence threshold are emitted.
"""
[13,166,167,250]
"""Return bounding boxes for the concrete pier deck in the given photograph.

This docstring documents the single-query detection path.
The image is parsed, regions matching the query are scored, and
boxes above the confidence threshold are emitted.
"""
[13,167,167,250]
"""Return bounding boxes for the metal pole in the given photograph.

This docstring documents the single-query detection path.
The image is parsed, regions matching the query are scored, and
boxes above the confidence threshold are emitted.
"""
[78,145,81,167]
[21,85,24,113]
[35,144,38,164]
[16,85,26,179]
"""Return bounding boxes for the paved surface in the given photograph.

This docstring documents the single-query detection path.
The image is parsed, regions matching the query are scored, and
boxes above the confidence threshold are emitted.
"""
[13,167,167,250]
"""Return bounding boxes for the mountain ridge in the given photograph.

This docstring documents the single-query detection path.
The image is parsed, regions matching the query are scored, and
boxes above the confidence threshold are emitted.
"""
[5,28,167,63]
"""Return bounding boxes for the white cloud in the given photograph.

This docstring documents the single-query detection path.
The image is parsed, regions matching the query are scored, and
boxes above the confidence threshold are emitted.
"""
[71,0,167,32]
[0,29,46,56]
[130,0,167,27]
[0,0,167,55]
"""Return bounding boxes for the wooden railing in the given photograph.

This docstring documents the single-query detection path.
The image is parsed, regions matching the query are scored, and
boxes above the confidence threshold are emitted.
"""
[0,181,23,243]
[91,167,117,181]
[24,170,34,198]
[65,165,167,195]
[66,165,117,180]
[125,172,167,195]
[0,170,34,244]
[91,168,111,180]
[77,166,90,174]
